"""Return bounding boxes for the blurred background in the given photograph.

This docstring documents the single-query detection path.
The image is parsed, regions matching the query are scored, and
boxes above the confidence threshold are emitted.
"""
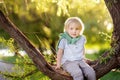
[0,0,120,80]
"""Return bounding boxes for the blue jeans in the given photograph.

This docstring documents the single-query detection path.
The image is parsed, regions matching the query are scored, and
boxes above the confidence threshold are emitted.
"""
[62,60,96,80]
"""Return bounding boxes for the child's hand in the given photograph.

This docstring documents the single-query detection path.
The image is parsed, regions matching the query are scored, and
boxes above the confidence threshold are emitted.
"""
[55,65,61,70]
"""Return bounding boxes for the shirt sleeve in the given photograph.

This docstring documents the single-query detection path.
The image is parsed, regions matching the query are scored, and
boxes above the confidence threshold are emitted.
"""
[82,35,87,44]
[58,39,66,49]
[83,36,87,43]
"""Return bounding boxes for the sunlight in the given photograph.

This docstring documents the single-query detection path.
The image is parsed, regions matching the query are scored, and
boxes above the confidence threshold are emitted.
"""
[31,0,34,2]
[93,0,100,4]
[107,23,113,31]
[0,0,4,3]
[104,20,113,31]
[86,49,98,54]
[43,26,51,37]
[0,49,14,56]
[57,0,69,16]
[44,50,52,55]
[0,49,26,56]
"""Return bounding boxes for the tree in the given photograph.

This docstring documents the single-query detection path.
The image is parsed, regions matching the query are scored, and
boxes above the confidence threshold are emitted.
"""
[0,0,120,80]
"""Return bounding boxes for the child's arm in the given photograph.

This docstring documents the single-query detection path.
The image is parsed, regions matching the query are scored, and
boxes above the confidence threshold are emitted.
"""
[83,47,87,61]
[55,48,63,69]
[83,47,85,56]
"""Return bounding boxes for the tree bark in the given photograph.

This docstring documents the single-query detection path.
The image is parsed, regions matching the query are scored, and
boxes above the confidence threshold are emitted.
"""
[0,0,120,79]
[92,0,120,78]
[0,11,71,80]
[93,0,120,78]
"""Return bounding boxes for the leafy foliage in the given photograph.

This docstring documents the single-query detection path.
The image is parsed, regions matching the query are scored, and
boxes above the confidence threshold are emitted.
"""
[0,0,117,79]
[0,0,112,50]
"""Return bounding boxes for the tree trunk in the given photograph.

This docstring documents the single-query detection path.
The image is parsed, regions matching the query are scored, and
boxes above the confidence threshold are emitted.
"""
[0,0,120,79]
[93,0,120,78]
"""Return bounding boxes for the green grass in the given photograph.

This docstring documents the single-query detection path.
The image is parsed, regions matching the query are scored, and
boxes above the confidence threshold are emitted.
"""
[0,55,50,80]
[85,54,98,60]
[1,52,120,80]
[100,71,120,80]
[0,55,19,63]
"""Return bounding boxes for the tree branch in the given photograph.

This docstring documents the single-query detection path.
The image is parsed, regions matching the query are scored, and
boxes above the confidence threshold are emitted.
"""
[1,1,120,78]
[0,10,72,80]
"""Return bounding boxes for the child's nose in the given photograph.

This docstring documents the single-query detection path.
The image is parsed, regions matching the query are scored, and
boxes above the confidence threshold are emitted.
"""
[73,30,76,33]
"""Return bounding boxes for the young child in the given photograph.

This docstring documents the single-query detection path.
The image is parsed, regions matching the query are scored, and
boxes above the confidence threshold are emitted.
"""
[56,17,96,80]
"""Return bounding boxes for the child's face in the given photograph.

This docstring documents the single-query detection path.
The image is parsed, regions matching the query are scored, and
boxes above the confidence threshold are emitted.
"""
[67,23,81,38]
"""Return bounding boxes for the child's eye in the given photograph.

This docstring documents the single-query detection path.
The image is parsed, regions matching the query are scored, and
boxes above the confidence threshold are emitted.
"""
[76,28,79,30]
[70,28,73,30]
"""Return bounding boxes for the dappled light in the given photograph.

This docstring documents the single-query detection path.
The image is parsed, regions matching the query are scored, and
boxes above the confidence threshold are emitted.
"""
[1,0,120,80]
[1,0,112,50]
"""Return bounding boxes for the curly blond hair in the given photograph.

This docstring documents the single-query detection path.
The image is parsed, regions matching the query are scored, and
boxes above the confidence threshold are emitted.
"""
[64,17,84,35]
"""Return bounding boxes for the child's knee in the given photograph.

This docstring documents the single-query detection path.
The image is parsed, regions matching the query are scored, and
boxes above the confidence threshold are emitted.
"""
[85,68,96,79]
[72,70,83,76]
[72,71,84,80]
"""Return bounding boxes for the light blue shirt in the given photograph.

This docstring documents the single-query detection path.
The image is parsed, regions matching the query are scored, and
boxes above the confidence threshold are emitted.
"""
[58,35,86,64]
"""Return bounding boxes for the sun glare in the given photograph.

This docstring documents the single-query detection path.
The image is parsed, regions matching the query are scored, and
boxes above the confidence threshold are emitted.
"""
[93,0,100,4]
[104,20,113,31]
[107,23,113,31]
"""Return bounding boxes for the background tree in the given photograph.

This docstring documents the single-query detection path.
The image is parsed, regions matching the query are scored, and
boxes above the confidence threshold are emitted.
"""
[0,0,120,80]
[0,0,112,51]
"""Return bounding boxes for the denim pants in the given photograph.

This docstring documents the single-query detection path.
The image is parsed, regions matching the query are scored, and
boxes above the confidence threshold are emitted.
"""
[62,60,96,80]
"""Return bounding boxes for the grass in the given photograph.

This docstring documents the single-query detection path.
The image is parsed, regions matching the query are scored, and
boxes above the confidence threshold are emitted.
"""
[85,53,98,60]
[100,71,120,80]
[0,55,19,63]
[1,49,120,80]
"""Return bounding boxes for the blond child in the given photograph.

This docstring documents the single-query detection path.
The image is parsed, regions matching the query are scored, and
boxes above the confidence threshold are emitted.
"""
[56,17,96,80]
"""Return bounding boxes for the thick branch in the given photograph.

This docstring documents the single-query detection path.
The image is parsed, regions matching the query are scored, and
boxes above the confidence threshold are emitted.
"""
[1,1,120,78]
[0,10,71,80]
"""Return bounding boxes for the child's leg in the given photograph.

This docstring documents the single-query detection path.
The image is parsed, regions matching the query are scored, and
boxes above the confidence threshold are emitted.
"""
[62,61,84,80]
[79,60,96,80]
